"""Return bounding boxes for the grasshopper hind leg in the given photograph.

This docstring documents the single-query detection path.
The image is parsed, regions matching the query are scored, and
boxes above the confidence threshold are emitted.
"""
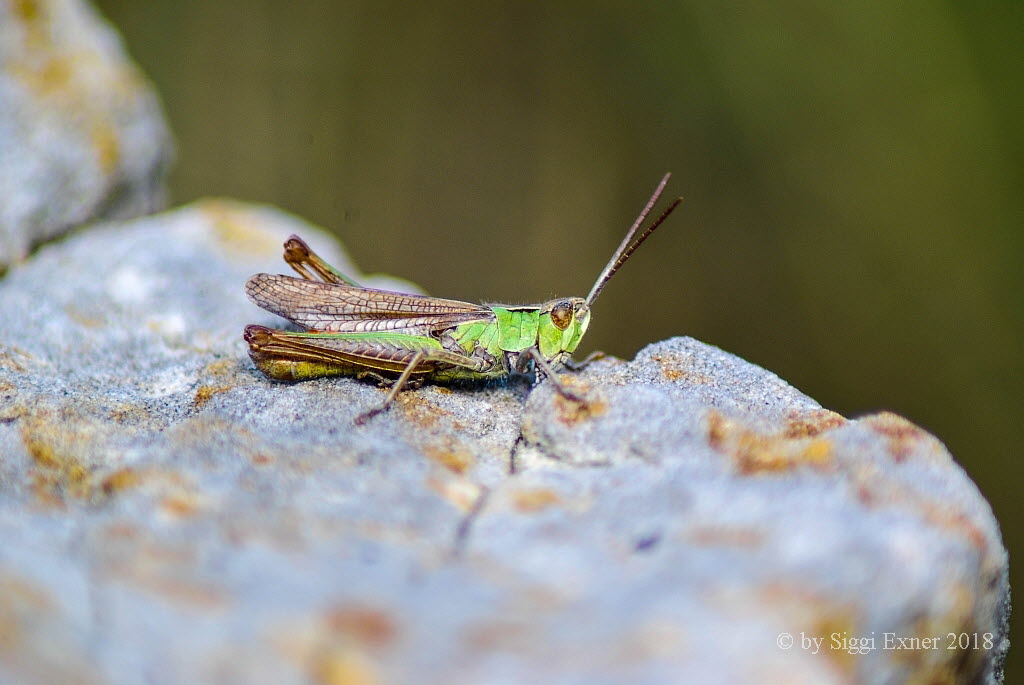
[282,235,360,286]
[355,348,492,425]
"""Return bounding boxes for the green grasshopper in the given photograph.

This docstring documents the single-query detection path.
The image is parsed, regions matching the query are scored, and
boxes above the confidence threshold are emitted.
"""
[244,173,681,424]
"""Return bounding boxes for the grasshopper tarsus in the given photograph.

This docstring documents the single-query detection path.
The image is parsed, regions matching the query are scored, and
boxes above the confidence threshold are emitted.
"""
[547,377,589,406]
[555,387,589,406]
[355,369,396,387]
[527,347,589,405]
[354,406,386,426]
[244,175,682,418]
[564,351,608,372]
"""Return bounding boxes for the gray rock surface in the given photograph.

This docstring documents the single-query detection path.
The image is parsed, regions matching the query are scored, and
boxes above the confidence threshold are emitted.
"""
[0,0,172,269]
[0,203,1009,684]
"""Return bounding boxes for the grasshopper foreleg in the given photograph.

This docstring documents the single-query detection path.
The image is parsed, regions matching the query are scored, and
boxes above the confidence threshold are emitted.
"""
[526,348,587,405]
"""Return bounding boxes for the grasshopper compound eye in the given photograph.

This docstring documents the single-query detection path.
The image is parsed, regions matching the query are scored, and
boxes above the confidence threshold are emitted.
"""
[550,301,573,330]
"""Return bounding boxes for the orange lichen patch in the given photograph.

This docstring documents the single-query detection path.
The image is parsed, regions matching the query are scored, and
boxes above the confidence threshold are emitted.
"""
[849,470,991,552]
[193,384,232,409]
[203,359,237,377]
[659,367,684,382]
[885,584,988,681]
[649,353,711,384]
[511,487,562,513]
[750,583,863,678]
[862,412,939,462]
[706,411,727,450]
[800,438,833,464]
[810,610,862,676]
[22,420,91,502]
[273,621,382,685]
[0,347,30,372]
[427,477,480,513]
[685,525,765,548]
[784,409,847,439]
[706,411,834,475]
[8,56,75,98]
[91,121,120,174]
[553,379,606,425]
[159,492,203,519]
[423,443,475,475]
[0,395,25,424]
[251,453,274,466]
[276,609,389,685]
[38,56,73,91]
[20,413,149,503]
[100,467,142,495]
[310,646,381,685]
[396,392,451,427]
[324,606,398,649]
[913,497,988,552]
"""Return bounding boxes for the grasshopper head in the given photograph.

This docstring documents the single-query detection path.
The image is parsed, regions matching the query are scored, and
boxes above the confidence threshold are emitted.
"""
[538,297,589,359]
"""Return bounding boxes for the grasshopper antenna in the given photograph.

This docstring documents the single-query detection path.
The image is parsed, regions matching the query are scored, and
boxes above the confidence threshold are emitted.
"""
[585,173,683,308]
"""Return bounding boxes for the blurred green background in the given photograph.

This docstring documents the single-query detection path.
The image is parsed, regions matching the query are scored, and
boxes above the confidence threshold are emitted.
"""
[95,0,1022,675]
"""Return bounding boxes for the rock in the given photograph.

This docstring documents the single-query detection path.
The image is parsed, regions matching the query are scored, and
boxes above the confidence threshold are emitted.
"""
[0,203,1009,684]
[0,0,172,269]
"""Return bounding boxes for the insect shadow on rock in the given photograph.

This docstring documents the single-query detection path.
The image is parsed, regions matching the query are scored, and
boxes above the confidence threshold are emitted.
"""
[244,173,683,425]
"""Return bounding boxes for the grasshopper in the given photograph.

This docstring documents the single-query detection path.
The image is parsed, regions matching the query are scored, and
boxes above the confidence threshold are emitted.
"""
[244,173,681,424]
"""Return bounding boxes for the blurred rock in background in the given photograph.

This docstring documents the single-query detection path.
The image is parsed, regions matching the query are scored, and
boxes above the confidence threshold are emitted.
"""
[0,0,172,268]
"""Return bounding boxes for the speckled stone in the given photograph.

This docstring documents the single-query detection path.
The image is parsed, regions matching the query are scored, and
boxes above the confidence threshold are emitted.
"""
[0,203,1009,685]
[0,0,172,268]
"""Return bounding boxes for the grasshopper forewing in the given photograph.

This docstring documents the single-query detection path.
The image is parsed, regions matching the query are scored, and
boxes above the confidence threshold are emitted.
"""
[245,174,682,423]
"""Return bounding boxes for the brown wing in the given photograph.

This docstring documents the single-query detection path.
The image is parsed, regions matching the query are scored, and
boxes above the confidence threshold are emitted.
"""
[246,273,494,334]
